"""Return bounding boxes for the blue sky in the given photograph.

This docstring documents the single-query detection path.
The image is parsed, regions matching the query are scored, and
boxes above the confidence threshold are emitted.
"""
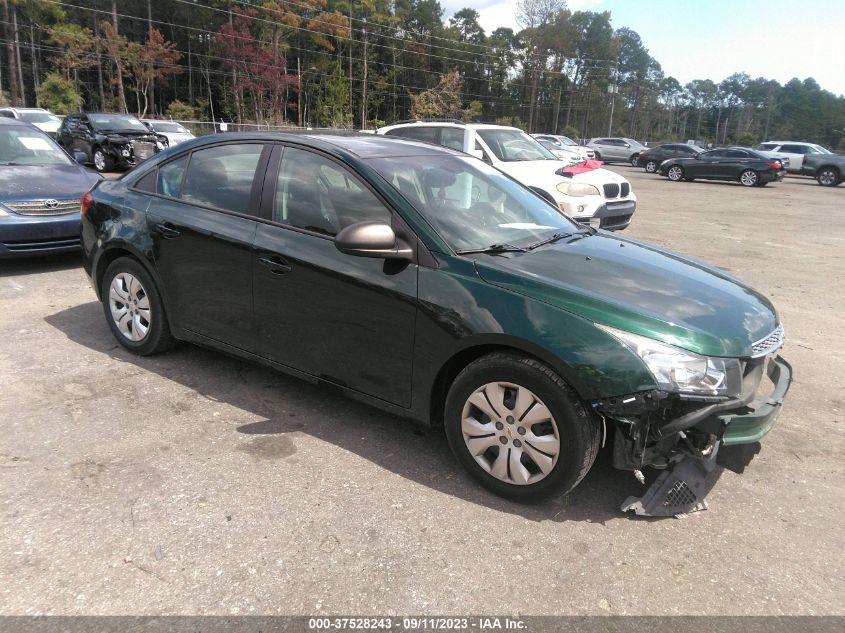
[439,0,845,96]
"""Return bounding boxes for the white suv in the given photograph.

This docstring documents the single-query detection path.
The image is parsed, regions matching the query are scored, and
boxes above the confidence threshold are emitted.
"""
[0,107,62,137]
[377,122,636,230]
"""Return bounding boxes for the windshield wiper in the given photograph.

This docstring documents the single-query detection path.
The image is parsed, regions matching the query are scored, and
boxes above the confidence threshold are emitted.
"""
[457,243,529,255]
[527,231,578,249]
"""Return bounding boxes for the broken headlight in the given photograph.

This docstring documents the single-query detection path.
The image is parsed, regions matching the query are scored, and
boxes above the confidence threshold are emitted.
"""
[597,324,742,397]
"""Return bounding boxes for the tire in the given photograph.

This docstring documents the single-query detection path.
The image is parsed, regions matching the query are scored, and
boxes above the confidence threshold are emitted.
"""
[593,151,602,161]
[101,257,175,356]
[444,352,601,502]
[817,167,841,187]
[667,165,684,181]
[93,147,114,173]
[645,160,658,173]
[629,154,640,166]
[739,169,758,187]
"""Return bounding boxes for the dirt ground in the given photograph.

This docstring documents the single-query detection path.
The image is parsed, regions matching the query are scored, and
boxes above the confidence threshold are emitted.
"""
[0,166,843,615]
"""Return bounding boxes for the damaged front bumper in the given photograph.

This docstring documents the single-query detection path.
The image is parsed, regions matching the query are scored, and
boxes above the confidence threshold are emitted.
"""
[597,355,792,516]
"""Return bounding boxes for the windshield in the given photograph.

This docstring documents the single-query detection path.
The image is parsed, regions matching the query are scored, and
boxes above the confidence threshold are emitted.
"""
[367,155,579,252]
[89,114,148,132]
[149,121,188,133]
[0,127,72,166]
[559,136,577,146]
[624,138,645,148]
[477,129,557,162]
[19,111,60,124]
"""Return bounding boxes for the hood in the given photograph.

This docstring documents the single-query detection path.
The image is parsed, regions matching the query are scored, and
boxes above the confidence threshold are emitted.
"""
[32,121,61,133]
[472,232,778,358]
[98,130,159,143]
[0,163,100,199]
[159,131,194,145]
[499,160,628,187]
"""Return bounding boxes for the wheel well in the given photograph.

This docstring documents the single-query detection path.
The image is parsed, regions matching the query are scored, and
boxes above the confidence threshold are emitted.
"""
[819,164,841,176]
[428,345,570,428]
[95,248,141,294]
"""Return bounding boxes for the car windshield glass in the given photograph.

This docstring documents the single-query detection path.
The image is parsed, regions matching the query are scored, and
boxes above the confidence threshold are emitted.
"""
[0,127,72,165]
[476,129,557,162]
[624,138,645,148]
[19,112,60,123]
[149,121,187,133]
[367,154,579,252]
[559,136,577,146]
[89,114,147,132]
[755,144,777,150]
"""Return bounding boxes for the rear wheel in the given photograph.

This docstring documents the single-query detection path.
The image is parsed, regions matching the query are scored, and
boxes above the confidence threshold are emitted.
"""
[739,169,758,187]
[630,154,640,166]
[444,352,600,502]
[645,160,658,173]
[817,167,840,187]
[667,165,684,181]
[101,257,175,355]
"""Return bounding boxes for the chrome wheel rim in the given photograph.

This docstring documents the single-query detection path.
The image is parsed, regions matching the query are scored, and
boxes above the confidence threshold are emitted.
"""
[630,156,639,166]
[740,170,757,186]
[461,382,560,486]
[645,161,657,173]
[109,272,151,342]
[820,169,836,185]
[668,166,683,181]
[94,150,106,171]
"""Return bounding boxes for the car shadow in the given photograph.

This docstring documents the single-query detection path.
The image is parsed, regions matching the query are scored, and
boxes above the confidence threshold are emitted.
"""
[0,252,82,277]
[44,300,659,524]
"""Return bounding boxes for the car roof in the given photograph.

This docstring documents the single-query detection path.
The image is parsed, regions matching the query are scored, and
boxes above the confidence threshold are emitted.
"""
[183,131,466,159]
[0,117,41,129]
[379,121,522,133]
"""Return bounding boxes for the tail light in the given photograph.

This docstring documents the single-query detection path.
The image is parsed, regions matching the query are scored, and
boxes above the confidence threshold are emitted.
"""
[80,191,94,218]
[639,150,647,156]
[768,161,781,170]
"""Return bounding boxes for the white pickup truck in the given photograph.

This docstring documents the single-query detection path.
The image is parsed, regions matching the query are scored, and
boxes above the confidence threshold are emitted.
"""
[377,121,637,231]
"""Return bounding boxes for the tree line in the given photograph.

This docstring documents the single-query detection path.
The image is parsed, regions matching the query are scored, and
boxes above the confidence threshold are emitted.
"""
[2,0,844,148]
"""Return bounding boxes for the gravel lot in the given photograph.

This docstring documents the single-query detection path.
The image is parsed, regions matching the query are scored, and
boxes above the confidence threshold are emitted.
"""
[1,167,843,615]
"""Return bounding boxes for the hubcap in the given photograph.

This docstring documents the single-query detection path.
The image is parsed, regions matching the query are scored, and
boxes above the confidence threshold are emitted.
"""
[741,170,757,186]
[94,151,105,171]
[461,382,560,486]
[820,170,836,185]
[108,272,151,342]
[668,166,682,180]
[646,161,656,173]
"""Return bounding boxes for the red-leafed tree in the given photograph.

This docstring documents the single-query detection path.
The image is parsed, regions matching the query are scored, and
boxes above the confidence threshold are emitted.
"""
[215,6,298,124]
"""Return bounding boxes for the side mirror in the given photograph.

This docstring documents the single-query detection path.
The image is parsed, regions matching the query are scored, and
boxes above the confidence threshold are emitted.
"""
[694,153,702,160]
[334,221,413,260]
[623,143,631,148]
[469,149,485,161]
[72,150,87,164]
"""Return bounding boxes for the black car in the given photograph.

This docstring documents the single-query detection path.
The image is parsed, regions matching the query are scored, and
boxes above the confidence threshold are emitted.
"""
[79,133,792,513]
[658,147,786,186]
[0,117,100,257]
[57,112,167,173]
[638,143,703,173]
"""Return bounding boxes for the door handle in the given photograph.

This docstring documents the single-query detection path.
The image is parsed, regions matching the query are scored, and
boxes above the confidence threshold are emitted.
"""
[258,255,292,274]
[155,222,181,239]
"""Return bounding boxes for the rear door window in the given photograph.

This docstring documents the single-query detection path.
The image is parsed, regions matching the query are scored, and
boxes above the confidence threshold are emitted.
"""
[779,144,804,154]
[391,127,439,144]
[439,127,465,151]
[157,155,189,198]
[181,143,264,214]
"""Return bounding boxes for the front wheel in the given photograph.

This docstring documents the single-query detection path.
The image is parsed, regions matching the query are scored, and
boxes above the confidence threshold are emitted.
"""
[444,352,600,502]
[101,257,175,355]
[817,167,841,186]
[667,165,684,181]
[645,160,658,173]
[93,147,114,173]
[739,169,758,187]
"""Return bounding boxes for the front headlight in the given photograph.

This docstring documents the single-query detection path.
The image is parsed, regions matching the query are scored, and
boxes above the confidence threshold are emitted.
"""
[0,203,9,217]
[597,324,742,397]
[556,181,600,197]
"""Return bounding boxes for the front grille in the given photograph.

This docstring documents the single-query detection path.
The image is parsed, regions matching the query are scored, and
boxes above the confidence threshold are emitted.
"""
[4,198,80,216]
[621,182,630,197]
[133,141,156,161]
[603,183,620,198]
[751,324,785,358]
